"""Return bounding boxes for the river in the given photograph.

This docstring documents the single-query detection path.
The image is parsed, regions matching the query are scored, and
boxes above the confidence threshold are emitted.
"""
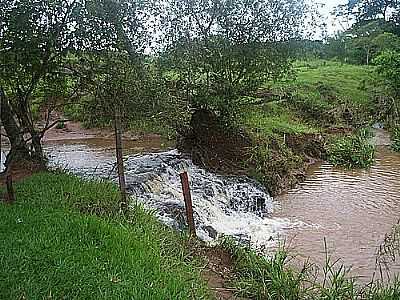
[1,131,400,281]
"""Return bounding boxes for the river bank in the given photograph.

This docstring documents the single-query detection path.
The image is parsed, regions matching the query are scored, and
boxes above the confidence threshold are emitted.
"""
[0,172,211,299]
[2,172,400,300]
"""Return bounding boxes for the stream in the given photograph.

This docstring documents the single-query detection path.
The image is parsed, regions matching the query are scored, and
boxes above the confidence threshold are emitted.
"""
[1,130,400,281]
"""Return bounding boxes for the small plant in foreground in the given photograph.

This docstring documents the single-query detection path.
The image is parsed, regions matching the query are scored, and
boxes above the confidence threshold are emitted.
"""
[327,129,376,169]
[55,121,65,129]
[391,126,400,152]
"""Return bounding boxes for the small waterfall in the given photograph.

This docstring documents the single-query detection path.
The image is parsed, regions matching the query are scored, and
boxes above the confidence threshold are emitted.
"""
[122,150,291,245]
[47,145,295,246]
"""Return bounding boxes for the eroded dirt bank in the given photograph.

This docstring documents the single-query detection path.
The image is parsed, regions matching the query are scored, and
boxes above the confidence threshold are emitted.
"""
[178,109,326,196]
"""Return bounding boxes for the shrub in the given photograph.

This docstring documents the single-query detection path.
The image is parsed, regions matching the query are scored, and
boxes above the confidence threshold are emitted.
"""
[391,126,400,152]
[327,129,375,168]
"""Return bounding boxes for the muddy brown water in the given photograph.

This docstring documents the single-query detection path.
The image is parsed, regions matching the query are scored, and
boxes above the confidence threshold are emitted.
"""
[1,130,399,282]
[43,134,400,281]
[274,145,400,281]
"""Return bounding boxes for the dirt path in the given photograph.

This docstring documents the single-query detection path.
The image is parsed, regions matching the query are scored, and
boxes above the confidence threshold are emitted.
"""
[197,246,248,300]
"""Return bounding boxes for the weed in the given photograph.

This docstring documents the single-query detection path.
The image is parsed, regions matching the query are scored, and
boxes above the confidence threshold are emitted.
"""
[327,129,376,169]
[220,237,400,300]
[391,126,400,152]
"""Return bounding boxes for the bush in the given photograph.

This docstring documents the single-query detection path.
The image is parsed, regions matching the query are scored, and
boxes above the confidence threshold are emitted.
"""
[392,126,400,152]
[327,129,375,168]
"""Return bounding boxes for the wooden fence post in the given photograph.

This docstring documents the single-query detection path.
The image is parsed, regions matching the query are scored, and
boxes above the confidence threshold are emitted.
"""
[180,171,196,237]
[6,175,15,203]
[114,105,127,214]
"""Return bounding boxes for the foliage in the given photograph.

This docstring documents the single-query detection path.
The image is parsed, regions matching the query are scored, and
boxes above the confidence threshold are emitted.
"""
[374,50,400,96]
[339,0,400,23]
[246,136,305,196]
[374,50,400,125]
[0,172,209,299]
[373,32,400,54]
[328,0,400,65]
[159,0,315,120]
[327,129,376,169]
[0,0,150,165]
[391,126,400,152]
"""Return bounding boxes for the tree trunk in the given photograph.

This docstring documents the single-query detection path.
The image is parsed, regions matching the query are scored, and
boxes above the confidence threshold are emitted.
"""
[0,89,30,171]
[114,105,128,214]
[31,133,44,163]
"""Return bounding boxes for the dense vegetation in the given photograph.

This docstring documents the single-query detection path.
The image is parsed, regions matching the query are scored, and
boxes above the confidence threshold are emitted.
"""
[1,0,399,171]
[327,129,376,169]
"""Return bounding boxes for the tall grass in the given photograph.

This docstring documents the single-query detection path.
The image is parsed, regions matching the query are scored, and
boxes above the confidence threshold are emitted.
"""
[327,128,376,169]
[220,237,400,300]
[391,126,400,152]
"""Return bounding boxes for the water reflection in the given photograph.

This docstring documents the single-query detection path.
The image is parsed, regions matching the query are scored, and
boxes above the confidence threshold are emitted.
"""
[274,146,400,281]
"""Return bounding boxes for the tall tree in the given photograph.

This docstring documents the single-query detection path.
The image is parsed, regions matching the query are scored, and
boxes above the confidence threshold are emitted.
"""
[345,0,399,21]
[159,0,315,120]
[0,0,149,171]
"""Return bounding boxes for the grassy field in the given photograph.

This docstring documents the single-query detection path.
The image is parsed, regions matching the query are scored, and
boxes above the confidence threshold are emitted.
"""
[0,173,209,300]
[241,59,376,138]
[235,59,379,193]
[293,60,375,106]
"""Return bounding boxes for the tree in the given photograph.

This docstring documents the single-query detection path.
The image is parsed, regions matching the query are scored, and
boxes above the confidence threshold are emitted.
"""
[375,51,400,96]
[349,20,387,64]
[0,0,149,171]
[0,0,86,167]
[373,32,400,53]
[159,0,315,120]
[374,50,400,124]
[343,0,399,22]
[90,53,149,213]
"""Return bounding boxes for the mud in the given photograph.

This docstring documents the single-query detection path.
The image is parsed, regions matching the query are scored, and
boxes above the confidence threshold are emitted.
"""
[178,109,326,196]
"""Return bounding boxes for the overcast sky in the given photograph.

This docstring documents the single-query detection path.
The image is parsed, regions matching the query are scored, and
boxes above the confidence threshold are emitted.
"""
[319,0,348,35]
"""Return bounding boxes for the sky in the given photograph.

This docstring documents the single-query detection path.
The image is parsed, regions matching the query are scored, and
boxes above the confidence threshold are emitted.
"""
[319,0,349,36]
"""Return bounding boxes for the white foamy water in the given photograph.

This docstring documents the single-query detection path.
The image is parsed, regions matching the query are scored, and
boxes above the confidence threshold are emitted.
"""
[44,142,297,246]
[123,150,297,245]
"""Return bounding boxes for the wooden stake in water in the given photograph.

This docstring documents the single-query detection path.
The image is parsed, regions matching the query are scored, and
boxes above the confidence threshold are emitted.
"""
[180,171,196,237]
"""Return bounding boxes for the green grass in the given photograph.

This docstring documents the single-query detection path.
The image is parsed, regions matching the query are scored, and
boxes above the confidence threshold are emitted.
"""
[327,128,376,169]
[294,60,375,106]
[0,173,209,300]
[241,102,319,137]
[220,238,400,300]
[241,59,375,140]
[256,60,377,129]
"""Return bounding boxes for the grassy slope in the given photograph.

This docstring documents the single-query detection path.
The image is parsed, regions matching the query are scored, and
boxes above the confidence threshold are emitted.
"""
[0,173,209,300]
[294,60,375,106]
[241,60,375,138]
[235,60,377,194]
